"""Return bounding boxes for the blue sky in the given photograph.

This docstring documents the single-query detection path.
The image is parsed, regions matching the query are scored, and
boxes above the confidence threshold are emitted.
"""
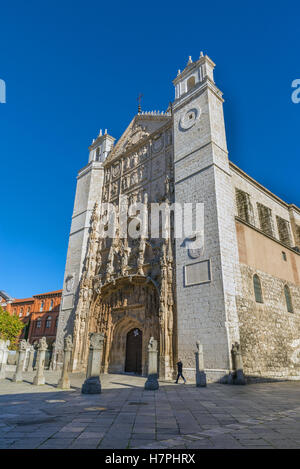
[0,1,299,298]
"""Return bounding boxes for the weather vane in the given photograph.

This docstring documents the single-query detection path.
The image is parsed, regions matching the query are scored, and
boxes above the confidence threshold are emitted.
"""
[137,93,143,114]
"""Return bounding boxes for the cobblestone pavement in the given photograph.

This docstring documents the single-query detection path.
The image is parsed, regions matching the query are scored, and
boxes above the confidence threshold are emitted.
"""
[0,371,300,449]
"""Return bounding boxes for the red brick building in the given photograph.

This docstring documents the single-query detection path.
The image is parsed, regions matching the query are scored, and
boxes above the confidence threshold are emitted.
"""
[28,290,62,346]
[2,290,62,346]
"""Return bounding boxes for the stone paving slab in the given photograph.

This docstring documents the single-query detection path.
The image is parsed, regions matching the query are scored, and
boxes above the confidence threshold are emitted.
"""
[0,371,300,448]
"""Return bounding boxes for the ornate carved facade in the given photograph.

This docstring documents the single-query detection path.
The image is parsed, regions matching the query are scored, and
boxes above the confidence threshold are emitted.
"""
[69,115,176,379]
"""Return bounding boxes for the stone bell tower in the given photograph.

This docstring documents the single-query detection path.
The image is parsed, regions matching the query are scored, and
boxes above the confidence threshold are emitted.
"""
[55,130,115,364]
[173,54,241,381]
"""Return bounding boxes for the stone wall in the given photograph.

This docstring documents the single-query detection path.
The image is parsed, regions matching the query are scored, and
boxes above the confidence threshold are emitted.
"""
[237,263,300,380]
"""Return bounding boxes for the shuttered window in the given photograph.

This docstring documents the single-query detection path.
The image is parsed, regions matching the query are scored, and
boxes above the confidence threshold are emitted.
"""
[253,274,263,303]
[284,285,293,313]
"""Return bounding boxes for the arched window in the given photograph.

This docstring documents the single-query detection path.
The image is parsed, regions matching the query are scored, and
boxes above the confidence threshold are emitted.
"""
[46,316,52,328]
[253,274,263,303]
[49,300,54,311]
[40,300,44,312]
[36,318,42,329]
[284,285,293,313]
[187,76,196,91]
[19,308,23,317]
[26,307,30,316]
[96,147,100,161]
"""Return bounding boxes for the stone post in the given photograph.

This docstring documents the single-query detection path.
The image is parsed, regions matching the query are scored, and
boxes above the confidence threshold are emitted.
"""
[81,333,104,394]
[26,346,35,372]
[0,340,4,367]
[57,335,73,389]
[144,337,159,390]
[12,340,27,383]
[23,340,31,371]
[49,341,56,370]
[231,342,246,385]
[33,337,48,385]
[0,340,10,379]
[195,341,207,387]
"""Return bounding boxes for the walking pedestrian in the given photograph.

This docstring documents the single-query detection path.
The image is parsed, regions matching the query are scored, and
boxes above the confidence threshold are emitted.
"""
[175,359,186,384]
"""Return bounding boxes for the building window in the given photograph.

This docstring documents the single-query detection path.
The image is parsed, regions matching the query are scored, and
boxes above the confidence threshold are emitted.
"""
[277,216,292,247]
[253,274,263,303]
[235,189,254,225]
[257,203,274,237]
[96,147,100,161]
[26,307,31,316]
[282,251,287,261]
[19,308,23,317]
[40,300,44,312]
[284,285,293,313]
[295,225,300,245]
[46,316,52,328]
[36,318,42,329]
[49,300,54,311]
[187,76,196,91]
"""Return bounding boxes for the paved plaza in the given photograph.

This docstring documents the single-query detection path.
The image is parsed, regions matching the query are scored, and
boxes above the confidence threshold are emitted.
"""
[0,372,300,449]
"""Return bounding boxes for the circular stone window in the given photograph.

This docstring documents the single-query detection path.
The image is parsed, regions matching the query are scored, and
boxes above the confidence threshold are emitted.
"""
[179,106,201,131]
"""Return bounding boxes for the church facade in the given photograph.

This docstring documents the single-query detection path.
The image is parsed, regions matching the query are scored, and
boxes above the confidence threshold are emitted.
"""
[55,54,300,382]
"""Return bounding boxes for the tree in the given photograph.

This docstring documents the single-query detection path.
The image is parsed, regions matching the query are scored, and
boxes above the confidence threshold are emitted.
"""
[0,306,24,349]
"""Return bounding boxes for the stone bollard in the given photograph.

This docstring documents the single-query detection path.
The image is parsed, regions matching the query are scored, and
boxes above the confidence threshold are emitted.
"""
[144,337,159,390]
[230,342,246,385]
[26,346,35,372]
[49,341,56,370]
[0,340,4,368]
[57,335,73,389]
[12,340,27,383]
[33,337,48,385]
[0,340,10,380]
[81,333,104,394]
[195,341,207,387]
[23,340,31,371]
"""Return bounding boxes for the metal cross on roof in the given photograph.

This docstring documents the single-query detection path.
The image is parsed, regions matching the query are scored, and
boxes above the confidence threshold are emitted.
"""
[137,93,143,114]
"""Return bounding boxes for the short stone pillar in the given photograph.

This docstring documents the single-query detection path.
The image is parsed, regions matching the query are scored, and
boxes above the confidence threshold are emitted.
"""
[231,342,246,385]
[81,333,104,394]
[195,341,207,387]
[0,340,10,379]
[144,337,159,390]
[12,340,27,383]
[23,340,31,371]
[49,341,56,370]
[57,335,73,389]
[33,337,48,385]
[26,345,35,372]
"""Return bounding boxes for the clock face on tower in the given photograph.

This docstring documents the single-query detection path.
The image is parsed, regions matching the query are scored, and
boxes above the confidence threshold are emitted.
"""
[179,106,201,131]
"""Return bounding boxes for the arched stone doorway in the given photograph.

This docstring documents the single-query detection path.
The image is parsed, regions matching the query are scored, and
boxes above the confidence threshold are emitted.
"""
[125,328,142,374]
[72,274,176,379]
[84,277,160,376]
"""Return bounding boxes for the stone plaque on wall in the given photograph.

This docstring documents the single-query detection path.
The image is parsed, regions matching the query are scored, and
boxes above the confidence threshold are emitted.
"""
[184,260,211,286]
[62,294,74,310]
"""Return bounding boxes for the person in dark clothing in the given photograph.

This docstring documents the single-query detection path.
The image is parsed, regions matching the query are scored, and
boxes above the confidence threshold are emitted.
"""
[175,360,186,384]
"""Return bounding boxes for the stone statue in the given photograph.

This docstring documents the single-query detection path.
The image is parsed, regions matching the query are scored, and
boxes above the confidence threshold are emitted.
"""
[145,336,159,391]
[12,340,27,383]
[229,342,246,385]
[195,341,207,387]
[57,335,73,389]
[81,333,104,394]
